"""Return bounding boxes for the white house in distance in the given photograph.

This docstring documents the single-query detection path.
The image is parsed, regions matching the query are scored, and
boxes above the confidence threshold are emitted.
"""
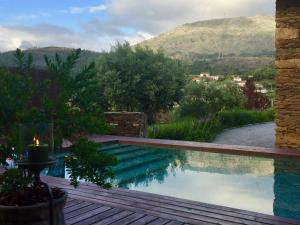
[232,75,246,87]
[192,72,220,83]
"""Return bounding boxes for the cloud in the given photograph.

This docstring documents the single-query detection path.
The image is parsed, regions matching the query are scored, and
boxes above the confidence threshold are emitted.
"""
[68,4,107,14]
[103,0,275,34]
[82,18,123,36]
[0,0,275,52]
[12,12,49,21]
[0,23,153,52]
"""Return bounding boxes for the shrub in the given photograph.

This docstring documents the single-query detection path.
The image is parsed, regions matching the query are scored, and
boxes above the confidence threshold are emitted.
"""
[218,108,274,128]
[148,109,274,142]
[180,80,245,119]
[147,118,221,142]
[65,139,118,188]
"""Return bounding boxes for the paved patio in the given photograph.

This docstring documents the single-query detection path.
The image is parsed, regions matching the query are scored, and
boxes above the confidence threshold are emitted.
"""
[213,122,275,148]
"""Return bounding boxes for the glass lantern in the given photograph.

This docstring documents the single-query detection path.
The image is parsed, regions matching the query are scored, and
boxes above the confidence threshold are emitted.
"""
[18,122,54,162]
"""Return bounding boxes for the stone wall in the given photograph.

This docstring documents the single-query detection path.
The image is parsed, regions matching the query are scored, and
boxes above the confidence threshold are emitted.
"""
[104,112,147,137]
[275,0,300,148]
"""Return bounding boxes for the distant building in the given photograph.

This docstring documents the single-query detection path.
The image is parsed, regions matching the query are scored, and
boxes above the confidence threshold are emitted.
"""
[192,72,220,82]
[199,72,210,78]
[231,75,246,87]
[192,76,201,83]
[237,81,246,87]
[233,76,242,82]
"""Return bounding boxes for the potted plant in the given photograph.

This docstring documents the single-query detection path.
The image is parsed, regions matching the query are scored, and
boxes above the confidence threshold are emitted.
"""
[0,139,118,225]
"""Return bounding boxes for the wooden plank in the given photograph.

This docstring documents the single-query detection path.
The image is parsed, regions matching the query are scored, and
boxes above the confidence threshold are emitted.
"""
[109,212,146,225]
[64,201,93,214]
[146,218,171,225]
[73,208,123,225]
[165,221,184,225]
[66,205,111,225]
[63,189,235,225]
[129,215,158,225]
[89,135,300,159]
[49,178,276,225]
[44,178,299,224]
[65,203,101,220]
[44,174,300,225]
[65,199,83,208]
[92,210,134,225]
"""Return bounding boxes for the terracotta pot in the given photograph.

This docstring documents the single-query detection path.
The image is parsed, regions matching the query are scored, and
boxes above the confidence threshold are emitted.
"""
[0,191,67,225]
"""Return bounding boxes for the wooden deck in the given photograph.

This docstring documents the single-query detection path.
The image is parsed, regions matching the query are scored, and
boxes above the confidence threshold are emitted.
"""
[42,175,300,225]
[89,135,300,159]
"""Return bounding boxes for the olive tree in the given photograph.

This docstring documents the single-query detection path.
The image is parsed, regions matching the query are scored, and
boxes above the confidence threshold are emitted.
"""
[96,42,186,122]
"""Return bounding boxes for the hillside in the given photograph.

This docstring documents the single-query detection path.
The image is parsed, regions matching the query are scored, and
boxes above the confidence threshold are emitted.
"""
[139,16,275,74]
[0,47,100,69]
[0,16,276,74]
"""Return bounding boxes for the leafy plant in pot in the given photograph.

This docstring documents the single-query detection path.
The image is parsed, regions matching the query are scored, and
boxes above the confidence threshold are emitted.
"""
[0,139,118,225]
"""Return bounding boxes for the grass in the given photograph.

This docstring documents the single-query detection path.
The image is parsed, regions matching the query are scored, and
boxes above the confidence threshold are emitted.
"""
[218,108,274,128]
[147,109,274,142]
[147,118,221,142]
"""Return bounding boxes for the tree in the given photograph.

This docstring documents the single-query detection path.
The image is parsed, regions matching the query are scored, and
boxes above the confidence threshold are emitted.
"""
[252,65,275,81]
[180,79,245,119]
[0,49,108,146]
[96,42,186,123]
[243,78,271,110]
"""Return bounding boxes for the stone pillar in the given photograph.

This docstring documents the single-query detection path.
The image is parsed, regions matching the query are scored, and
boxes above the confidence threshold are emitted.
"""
[275,0,300,148]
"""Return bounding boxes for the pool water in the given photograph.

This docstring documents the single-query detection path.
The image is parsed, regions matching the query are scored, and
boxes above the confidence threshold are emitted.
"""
[45,143,300,220]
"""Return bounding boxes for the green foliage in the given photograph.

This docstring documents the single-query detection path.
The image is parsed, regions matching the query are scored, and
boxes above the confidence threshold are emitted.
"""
[218,108,275,128]
[65,139,118,188]
[96,42,186,122]
[148,109,274,142]
[0,49,109,146]
[147,118,221,141]
[0,169,33,194]
[251,65,275,81]
[0,47,99,70]
[180,80,245,118]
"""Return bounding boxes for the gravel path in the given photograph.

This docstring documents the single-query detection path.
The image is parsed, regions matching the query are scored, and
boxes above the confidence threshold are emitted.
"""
[212,122,275,148]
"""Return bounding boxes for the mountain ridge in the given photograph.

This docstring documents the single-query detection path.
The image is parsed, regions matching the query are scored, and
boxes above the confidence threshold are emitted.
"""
[139,15,275,58]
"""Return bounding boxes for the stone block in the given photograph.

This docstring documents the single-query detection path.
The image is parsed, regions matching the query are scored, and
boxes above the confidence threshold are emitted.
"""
[104,112,148,137]
[276,28,299,39]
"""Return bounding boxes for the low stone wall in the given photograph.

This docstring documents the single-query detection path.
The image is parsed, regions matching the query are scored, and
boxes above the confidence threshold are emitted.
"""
[275,0,300,148]
[104,112,147,137]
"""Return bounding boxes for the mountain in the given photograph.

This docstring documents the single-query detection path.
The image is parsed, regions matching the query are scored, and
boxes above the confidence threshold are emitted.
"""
[139,16,275,74]
[0,47,100,69]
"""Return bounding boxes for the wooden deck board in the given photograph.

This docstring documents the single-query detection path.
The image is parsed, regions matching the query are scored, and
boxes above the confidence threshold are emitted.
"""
[38,175,300,225]
[89,135,300,159]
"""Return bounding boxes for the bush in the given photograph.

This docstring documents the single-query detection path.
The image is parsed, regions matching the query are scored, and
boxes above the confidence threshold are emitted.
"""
[147,118,221,142]
[180,80,245,119]
[148,109,274,142]
[218,108,274,128]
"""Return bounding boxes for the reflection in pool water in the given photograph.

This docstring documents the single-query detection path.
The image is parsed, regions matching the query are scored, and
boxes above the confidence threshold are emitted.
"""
[45,144,300,220]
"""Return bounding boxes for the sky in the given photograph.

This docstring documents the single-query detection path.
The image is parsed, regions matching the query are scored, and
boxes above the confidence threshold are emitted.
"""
[0,0,275,52]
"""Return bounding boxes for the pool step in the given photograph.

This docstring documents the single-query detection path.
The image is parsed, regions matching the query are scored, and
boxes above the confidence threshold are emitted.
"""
[113,153,170,173]
[115,159,172,187]
[117,149,161,162]
[101,146,144,155]
[100,144,130,152]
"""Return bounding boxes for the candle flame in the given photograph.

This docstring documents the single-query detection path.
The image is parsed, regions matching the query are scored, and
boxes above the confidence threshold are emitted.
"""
[33,137,39,146]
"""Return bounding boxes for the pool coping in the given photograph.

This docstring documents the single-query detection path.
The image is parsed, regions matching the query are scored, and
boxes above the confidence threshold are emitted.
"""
[89,135,300,159]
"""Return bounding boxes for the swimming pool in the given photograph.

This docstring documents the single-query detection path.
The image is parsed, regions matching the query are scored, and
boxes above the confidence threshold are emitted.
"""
[45,143,300,220]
